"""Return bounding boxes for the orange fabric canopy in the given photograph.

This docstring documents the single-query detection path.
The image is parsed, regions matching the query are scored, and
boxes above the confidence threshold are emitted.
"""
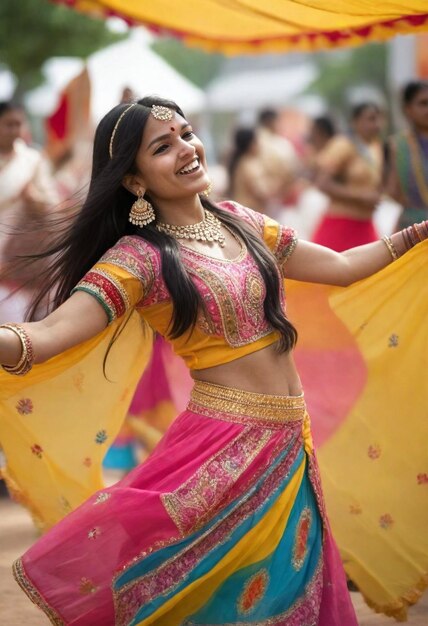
[54,0,428,54]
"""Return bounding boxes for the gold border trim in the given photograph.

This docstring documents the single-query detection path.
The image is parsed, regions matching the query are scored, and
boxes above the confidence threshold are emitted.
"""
[12,558,65,625]
[189,381,305,423]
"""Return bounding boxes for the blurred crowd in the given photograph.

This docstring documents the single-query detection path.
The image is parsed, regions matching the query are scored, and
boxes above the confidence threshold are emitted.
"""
[225,80,428,247]
[1,80,428,325]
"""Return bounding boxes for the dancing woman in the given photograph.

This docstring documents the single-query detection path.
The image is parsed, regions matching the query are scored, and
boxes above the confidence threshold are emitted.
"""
[0,96,427,625]
[312,102,384,251]
[386,80,428,229]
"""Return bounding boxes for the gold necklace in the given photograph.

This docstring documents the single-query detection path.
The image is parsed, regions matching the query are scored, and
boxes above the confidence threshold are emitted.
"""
[156,209,226,247]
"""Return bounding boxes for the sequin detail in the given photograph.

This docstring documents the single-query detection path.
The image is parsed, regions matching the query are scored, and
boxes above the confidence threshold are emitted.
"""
[87,527,101,540]
[93,492,111,505]
[162,427,272,535]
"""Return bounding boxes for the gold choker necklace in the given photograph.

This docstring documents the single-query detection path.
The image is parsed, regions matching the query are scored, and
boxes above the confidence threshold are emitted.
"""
[156,210,226,247]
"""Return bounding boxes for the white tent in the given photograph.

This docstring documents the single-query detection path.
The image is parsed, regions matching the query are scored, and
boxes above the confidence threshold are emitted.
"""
[206,63,318,113]
[25,29,204,122]
[87,29,204,120]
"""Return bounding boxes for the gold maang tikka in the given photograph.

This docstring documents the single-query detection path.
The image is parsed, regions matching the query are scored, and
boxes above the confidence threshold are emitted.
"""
[151,105,173,121]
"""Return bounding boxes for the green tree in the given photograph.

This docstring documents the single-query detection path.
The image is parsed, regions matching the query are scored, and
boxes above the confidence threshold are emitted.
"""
[0,0,123,97]
[307,43,388,113]
[151,37,224,88]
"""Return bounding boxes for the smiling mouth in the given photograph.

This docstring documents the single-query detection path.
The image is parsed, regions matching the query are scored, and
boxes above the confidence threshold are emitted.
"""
[178,157,200,175]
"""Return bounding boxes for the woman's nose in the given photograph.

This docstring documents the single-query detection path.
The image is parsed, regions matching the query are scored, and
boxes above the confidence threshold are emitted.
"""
[178,139,196,158]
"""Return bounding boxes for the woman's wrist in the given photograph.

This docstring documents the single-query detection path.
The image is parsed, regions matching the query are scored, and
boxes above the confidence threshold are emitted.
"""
[0,324,35,375]
[383,221,428,261]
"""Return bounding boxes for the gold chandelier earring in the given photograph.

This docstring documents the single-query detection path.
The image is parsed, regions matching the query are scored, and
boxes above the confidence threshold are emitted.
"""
[128,190,155,227]
[201,181,213,197]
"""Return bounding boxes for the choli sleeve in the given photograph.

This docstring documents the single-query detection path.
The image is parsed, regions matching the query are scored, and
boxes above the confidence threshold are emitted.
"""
[220,200,298,266]
[71,236,157,323]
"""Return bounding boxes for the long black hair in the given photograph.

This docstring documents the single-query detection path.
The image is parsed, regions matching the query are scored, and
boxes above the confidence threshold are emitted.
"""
[227,127,256,196]
[28,95,297,352]
[402,80,428,106]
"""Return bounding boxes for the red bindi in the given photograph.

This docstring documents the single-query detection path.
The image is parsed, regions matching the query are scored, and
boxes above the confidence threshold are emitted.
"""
[170,126,175,132]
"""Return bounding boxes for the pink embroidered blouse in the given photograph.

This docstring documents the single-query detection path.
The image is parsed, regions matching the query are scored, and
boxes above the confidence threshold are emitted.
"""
[73,201,297,369]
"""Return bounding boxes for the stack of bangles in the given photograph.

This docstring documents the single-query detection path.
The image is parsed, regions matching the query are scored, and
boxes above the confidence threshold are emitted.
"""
[382,220,428,261]
[0,323,35,376]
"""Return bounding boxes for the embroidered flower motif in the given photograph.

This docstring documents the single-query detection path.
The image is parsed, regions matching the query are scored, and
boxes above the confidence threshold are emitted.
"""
[87,527,101,540]
[379,513,394,529]
[16,398,33,415]
[368,444,381,460]
[60,496,72,512]
[417,473,428,485]
[79,577,98,594]
[349,503,362,515]
[83,457,92,467]
[95,429,108,444]
[238,569,269,615]
[293,507,312,570]
[388,334,399,347]
[30,444,43,458]
[93,492,111,505]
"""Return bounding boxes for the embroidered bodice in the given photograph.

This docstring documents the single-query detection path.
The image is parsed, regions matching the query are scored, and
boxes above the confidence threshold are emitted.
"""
[74,201,297,369]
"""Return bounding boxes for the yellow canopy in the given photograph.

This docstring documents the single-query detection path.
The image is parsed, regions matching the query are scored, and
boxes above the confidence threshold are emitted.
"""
[54,0,428,54]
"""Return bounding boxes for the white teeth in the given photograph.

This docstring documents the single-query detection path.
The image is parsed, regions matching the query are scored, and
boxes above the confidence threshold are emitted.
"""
[179,158,199,175]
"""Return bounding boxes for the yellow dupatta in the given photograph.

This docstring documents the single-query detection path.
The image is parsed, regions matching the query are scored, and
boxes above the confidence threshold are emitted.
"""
[287,240,428,619]
[0,311,152,531]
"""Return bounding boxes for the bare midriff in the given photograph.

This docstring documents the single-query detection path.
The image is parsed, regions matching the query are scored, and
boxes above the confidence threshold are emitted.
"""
[191,342,303,397]
[327,198,376,220]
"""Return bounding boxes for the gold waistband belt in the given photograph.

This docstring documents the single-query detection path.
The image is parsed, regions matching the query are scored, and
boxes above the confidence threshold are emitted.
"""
[188,381,306,424]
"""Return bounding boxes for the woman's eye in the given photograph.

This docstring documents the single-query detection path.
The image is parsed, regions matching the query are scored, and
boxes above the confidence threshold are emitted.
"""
[182,131,194,140]
[154,144,169,155]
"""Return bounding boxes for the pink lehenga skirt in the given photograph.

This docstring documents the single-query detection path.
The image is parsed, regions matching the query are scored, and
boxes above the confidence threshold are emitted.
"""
[13,381,357,626]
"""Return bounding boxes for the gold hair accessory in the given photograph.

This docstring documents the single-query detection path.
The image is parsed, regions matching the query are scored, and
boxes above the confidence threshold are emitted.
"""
[0,323,35,376]
[156,209,225,247]
[151,105,173,121]
[381,235,399,261]
[109,103,137,159]
[201,181,213,197]
[129,190,155,228]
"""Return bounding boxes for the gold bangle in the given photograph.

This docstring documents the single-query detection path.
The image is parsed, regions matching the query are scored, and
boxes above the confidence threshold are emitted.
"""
[0,324,35,376]
[413,222,424,242]
[381,235,399,261]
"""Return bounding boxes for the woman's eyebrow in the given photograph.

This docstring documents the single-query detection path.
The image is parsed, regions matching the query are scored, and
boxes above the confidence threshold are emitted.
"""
[147,123,190,149]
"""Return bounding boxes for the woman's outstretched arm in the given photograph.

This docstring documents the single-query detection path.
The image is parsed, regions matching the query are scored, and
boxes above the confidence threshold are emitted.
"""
[285,225,425,287]
[0,291,109,368]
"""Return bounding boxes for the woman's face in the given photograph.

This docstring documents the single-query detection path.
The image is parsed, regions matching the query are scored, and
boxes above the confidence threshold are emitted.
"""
[0,108,25,151]
[404,88,428,131]
[133,111,210,203]
[353,107,383,142]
